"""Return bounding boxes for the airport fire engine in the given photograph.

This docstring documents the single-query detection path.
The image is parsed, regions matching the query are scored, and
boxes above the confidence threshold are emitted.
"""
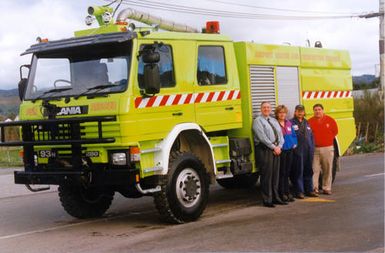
[0,5,355,223]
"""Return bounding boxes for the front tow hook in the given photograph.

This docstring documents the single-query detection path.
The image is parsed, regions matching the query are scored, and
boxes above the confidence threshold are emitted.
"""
[25,184,50,192]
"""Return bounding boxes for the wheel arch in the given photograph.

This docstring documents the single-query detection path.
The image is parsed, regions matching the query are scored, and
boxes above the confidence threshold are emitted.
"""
[155,123,216,182]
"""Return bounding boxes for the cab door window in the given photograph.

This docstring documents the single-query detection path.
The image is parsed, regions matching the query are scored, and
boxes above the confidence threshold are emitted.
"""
[197,46,227,86]
[138,44,176,88]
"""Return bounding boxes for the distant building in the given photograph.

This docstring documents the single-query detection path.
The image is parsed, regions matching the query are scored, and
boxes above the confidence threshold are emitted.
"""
[352,88,379,99]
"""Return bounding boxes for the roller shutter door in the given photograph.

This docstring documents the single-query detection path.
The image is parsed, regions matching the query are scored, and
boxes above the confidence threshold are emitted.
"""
[249,65,276,119]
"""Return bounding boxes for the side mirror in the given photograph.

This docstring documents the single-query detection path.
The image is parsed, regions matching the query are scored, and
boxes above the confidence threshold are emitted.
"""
[143,64,160,95]
[18,78,28,101]
[142,51,160,64]
[18,64,31,101]
[19,64,31,79]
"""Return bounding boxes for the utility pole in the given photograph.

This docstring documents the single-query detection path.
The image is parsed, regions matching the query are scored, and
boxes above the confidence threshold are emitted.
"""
[360,0,384,91]
[380,0,384,91]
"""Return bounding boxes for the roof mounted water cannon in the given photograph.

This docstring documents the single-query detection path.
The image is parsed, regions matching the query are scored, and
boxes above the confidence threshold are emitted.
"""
[116,8,198,33]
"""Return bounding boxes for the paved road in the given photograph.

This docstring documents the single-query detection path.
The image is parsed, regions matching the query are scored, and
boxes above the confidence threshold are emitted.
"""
[0,153,383,253]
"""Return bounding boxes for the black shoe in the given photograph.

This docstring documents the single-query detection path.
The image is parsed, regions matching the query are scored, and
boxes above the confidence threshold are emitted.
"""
[281,195,289,202]
[288,194,295,202]
[295,193,305,199]
[305,191,319,197]
[273,199,288,205]
[263,202,275,208]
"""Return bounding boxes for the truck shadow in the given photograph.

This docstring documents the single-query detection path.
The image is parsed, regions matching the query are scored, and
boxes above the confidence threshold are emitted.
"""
[99,184,264,226]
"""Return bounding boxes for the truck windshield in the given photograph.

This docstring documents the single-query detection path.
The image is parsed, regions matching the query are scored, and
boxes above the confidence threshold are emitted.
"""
[24,42,131,100]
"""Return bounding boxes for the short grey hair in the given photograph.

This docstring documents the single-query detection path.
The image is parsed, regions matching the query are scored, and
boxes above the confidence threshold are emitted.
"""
[260,101,271,107]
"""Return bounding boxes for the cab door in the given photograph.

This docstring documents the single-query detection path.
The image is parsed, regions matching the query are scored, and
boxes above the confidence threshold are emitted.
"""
[130,40,195,140]
[194,42,242,132]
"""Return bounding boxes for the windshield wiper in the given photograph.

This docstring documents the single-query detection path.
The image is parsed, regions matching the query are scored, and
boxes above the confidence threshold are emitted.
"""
[74,84,117,99]
[32,87,73,103]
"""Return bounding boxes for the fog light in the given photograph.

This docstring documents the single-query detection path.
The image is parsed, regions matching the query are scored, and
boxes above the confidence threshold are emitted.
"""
[112,153,127,166]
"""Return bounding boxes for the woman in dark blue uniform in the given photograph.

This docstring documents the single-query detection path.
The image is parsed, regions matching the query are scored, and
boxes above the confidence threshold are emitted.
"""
[275,105,297,203]
[290,105,318,199]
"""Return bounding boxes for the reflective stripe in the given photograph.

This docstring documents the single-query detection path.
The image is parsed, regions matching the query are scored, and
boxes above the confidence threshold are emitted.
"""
[303,90,352,100]
[134,90,241,108]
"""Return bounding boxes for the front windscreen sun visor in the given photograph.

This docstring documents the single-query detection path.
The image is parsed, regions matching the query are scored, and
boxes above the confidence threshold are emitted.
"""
[21,32,136,56]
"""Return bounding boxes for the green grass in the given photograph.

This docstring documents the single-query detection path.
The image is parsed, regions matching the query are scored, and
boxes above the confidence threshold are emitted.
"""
[0,148,23,168]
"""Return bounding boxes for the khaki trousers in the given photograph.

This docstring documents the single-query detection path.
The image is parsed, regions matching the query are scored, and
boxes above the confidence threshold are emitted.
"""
[312,146,334,191]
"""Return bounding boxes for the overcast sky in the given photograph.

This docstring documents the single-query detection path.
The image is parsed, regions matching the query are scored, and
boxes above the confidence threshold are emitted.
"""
[0,0,379,89]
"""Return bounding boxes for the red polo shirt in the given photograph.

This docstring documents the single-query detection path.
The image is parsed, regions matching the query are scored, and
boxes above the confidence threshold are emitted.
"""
[308,115,338,147]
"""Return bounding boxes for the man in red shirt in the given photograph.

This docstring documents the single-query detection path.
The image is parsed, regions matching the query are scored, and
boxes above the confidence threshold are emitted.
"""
[308,103,338,195]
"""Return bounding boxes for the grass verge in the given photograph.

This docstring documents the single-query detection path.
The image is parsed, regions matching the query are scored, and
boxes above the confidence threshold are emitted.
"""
[0,147,23,168]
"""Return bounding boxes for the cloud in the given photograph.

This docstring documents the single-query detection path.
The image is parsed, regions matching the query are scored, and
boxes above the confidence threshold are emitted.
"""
[0,0,379,89]
[0,0,94,89]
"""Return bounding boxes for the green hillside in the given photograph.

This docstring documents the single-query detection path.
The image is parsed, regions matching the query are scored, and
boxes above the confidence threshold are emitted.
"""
[0,89,19,118]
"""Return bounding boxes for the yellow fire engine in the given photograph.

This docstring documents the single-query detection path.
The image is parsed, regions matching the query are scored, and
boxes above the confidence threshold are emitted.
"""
[0,5,355,223]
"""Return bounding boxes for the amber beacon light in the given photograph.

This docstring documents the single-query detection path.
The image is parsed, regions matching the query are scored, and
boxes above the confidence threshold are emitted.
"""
[205,21,220,33]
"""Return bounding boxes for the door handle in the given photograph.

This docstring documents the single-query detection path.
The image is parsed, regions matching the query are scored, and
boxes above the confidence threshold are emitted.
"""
[225,107,234,111]
[172,112,183,116]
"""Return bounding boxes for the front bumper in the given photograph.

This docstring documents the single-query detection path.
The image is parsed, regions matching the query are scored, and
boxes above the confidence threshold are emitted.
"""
[14,166,139,186]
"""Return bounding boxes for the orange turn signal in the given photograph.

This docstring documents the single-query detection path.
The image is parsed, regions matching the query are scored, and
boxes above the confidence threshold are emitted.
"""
[129,147,141,162]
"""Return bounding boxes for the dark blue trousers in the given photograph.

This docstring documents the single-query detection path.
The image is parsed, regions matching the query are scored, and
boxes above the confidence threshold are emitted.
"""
[291,146,314,194]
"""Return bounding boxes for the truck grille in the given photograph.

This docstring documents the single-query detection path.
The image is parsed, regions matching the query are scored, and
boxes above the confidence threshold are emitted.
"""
[0,115,117,146]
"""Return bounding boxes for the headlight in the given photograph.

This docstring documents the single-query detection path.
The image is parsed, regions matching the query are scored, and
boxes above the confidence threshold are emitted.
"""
[111,152,127,166]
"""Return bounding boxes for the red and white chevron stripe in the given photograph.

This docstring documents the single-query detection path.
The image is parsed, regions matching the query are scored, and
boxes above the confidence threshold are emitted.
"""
[135,90,241,109]
[302,90,352,100]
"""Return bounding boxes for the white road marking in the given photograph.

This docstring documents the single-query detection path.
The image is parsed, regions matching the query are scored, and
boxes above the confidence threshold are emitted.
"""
[0,211,153,241]
[364,173,385,178]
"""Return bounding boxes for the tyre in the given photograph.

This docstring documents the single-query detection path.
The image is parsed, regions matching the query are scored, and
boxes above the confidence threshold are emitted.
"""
[217,173,259,189]
[153,151,210,224]
[58,183,114,219]
[332,153,339,183]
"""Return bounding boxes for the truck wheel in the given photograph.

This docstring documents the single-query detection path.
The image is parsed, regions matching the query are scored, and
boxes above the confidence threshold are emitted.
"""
[58,183,114,219]
[154,151,209,224]
[217,173,259,189]
[332,154,338,183]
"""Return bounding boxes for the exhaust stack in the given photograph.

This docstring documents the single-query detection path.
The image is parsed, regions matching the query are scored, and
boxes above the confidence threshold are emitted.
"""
[117,8,198,33]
